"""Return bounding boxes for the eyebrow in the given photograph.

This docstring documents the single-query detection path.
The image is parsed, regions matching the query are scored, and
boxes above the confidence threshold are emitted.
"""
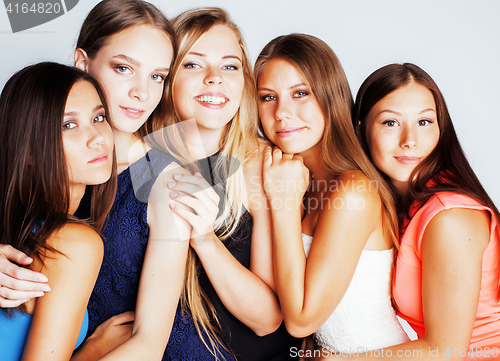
[64,104,104,117]
[112,54,170,73]
[376,108,436,117]
[257,82,308,92]
[187,51,242,63]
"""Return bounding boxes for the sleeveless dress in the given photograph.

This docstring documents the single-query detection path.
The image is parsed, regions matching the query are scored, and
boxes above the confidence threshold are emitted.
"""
[393,192,500,360]
[197,154,302,361]
[302,234,409,353]
[0,309,88,361]
[76,148,235,361]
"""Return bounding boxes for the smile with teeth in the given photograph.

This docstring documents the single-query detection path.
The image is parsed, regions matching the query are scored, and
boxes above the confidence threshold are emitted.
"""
[195,95,228,104]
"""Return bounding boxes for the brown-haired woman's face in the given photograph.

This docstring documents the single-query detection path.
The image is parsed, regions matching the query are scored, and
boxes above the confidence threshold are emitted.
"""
[79,24,173,135]
[257,58,324,155]
[365,82,439,193]
[63,80,114,195]
[173,24,244,135]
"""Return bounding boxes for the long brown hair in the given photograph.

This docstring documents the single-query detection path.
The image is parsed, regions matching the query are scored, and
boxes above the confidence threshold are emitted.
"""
[254,33,399,247]
[0,62,117,312]
[76,0,176,139]
[353,63,500,296]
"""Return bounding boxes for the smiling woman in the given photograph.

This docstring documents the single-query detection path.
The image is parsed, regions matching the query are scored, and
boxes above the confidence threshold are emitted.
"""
[364,82,440,194]
[343,63,500,361]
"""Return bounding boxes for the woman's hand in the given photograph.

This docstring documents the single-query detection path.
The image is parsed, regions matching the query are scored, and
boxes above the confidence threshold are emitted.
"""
[73,311,135,360]
[0,244,50,307]
[263,146,309,211]
[167,172,220,244]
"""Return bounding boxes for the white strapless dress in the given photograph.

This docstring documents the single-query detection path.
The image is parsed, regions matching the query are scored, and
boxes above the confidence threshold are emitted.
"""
[302,234,410,353]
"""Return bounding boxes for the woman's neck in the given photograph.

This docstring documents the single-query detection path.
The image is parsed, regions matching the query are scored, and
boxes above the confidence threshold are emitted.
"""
[68,185,86,215]
[301,145,331,186]
[113,129,148,173]
[187,122,225,160]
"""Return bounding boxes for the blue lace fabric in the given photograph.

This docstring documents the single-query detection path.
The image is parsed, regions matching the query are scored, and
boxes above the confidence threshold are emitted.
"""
[76,147,235,361]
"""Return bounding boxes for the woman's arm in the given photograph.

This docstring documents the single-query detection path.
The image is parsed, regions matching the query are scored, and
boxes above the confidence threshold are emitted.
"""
[315,207,490,360]
[97,162,192,361]
[268,163,382,338]
[169,151,283,336]
[22,223,103,361]
[0,245,50,307]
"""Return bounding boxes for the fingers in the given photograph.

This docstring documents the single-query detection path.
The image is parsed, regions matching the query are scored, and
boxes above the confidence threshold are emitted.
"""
[0,244,33,265]
[0,255,48,283]
[110,311,135,325]
[0,296,29,308]
[168,173,219,206]
[0,284,46,303]
[169,192,216,221]
[169,201,199,227]
[272,147,283,163]
[263,146,273,168]
[282,153,294,160]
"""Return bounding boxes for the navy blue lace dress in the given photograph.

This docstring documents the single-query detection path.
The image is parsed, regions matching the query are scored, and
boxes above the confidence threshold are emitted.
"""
[76,148,235,361]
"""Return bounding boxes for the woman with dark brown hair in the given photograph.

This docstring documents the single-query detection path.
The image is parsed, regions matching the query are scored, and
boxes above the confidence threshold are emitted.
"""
[254,33,409,356]
[0,62,116,361]
[328,63,500,360]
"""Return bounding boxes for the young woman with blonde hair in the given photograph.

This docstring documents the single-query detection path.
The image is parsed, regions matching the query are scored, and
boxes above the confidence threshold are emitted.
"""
[162,7,301,360]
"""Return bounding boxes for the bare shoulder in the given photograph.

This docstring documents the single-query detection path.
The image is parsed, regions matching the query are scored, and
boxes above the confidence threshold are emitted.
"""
[39,223,103,277]
[329,171,381,212]
[425,207,490,253]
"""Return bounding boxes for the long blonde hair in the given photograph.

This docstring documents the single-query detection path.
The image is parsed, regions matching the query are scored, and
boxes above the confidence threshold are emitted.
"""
[158,7,260,358]
[254,33,399,248]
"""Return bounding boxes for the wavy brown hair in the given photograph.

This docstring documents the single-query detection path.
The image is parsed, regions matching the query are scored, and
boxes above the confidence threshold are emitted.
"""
[254,33,399,248]
[353,63,500,297]
[76,0,176,139]
[0,62,117,313]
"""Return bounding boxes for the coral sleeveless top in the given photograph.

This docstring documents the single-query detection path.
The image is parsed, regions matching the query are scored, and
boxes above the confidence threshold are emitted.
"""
[393,192,500,359]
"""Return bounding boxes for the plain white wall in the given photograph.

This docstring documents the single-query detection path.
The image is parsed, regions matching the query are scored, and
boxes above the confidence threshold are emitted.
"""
[1,0,498,208]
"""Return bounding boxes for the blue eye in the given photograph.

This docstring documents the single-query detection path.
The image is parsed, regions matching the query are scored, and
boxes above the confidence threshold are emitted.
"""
[115,66,131,74]
[151,74,165,83]
[184,63,200,69]
[93,114,106,123]
[223,65,238,70]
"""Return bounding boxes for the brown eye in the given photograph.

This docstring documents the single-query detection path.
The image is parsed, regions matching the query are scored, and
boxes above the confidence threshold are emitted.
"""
[63,121,77,130]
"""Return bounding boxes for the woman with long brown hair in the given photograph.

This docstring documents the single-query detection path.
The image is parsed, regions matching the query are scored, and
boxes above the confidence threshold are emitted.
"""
[325,63,500,360]
[0,62,116,361]
[254,33,409,355]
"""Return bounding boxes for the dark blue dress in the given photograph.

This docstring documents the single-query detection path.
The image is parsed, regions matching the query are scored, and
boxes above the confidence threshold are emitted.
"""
[77,148,235,361]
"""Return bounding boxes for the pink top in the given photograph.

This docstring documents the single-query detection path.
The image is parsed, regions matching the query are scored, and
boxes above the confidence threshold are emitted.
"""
[393,192,500,359]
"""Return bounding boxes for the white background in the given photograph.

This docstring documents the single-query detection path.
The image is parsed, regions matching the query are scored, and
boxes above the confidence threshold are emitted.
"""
[0,0,498,206]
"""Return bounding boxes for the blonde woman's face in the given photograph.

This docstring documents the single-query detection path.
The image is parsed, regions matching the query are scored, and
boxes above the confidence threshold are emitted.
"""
[82,25,173,134]
[173,24,244,136]
[257,58,324,155]
[365,82,439,193]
